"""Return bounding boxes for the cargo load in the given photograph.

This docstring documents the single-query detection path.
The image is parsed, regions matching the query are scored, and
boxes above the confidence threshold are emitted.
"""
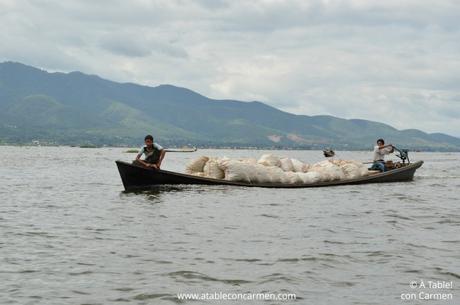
[186,154,369,184]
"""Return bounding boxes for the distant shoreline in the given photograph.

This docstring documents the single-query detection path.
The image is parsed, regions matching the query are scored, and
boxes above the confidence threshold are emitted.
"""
[1,143,458,152]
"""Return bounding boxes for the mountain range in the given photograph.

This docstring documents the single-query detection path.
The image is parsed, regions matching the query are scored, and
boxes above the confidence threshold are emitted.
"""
[0,61,459,151]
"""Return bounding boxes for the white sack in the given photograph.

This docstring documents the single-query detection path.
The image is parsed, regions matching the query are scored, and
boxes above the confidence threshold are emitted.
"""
[290,158,305,172]
[189,155,368,184]
[257,154,281,167]
[238,158,258,165]
[216,157,231,170]
[332,160,369,179]
[302,163,311,172]
[220,162,286,184]
[264,166,285,184]
[309,160,345,181]
[330,159,347,167]
[252,164,272,183]
[222,160,252,183]
[203,159,225,179]
[186,156,209,173]
[297,172,322,184]
[280,172,302,184]
[279,158,294,172]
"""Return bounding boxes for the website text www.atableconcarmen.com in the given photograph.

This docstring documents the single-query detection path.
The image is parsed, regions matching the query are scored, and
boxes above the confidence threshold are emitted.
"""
[177,291,296,301]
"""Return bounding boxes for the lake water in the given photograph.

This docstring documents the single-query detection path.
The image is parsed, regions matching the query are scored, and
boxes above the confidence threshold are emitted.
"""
[1,147,459,305]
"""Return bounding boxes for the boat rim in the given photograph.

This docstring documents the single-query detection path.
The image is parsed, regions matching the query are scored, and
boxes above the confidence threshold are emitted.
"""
[115,160,424,188]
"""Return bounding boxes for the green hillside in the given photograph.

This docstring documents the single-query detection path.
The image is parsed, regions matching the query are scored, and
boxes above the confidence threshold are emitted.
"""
[0,61,459,150]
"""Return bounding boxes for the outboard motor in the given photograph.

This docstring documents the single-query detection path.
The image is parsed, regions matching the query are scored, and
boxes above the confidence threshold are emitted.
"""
[393,147,410,164]
[323,148,335,158]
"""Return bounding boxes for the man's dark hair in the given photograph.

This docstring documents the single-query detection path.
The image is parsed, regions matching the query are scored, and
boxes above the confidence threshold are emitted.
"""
[144,135,154,141]
[377,138,385,145]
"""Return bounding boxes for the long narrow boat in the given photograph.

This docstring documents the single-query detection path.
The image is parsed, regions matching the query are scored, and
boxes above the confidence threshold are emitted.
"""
[115,160,424,191]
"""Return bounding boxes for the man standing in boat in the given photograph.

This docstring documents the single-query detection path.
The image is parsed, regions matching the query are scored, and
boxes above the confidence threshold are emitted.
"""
[370,138,394,172]
[135,135,166,169]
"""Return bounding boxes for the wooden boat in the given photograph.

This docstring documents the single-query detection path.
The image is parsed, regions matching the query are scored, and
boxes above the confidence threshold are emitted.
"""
[115,160,424,191]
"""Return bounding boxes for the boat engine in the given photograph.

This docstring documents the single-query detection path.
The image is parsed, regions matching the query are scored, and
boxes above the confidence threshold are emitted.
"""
[323,148,335,158]
[393,147,410,164]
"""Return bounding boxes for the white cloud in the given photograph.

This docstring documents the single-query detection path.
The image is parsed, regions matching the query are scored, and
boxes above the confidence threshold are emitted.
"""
[0,0,459,136]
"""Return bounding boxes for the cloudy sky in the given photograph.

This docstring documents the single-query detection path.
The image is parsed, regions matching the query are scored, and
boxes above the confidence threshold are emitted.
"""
[1,0,459,136]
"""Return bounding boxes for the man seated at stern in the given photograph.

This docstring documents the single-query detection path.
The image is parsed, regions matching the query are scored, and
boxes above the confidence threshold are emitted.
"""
[134,135,166,169]
[370,138,394,172]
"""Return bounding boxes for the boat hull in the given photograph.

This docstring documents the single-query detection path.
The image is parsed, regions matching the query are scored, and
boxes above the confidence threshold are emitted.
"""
[116,160,424,191]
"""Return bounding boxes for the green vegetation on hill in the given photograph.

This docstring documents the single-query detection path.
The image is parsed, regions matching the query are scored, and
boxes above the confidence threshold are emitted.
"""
[1,61,459,151]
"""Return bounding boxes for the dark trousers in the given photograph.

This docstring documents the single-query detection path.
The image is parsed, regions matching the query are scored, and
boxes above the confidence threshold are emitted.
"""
[370,161,386,172]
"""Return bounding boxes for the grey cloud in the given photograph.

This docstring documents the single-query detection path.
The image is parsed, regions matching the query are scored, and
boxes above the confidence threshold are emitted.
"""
[0,0,459,136]
[100,37,152,58]
[100,34,188,59]
[193,0,229,10]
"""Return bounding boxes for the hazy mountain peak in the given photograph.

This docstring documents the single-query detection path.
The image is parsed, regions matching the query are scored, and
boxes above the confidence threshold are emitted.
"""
[0,62,459,150]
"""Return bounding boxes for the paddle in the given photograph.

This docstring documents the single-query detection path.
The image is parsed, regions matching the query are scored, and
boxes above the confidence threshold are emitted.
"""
[164,147,197,153]
[125,147,197,153]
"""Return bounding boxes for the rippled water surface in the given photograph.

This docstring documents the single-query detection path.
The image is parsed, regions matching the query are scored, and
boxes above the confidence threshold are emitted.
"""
[1,147,459,305]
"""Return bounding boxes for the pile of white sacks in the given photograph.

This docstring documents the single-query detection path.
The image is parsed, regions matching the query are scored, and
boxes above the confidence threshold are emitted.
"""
[186,154,369,184]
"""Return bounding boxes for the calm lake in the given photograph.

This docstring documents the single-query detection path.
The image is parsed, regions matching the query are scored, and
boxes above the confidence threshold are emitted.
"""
[1,147,459,304]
